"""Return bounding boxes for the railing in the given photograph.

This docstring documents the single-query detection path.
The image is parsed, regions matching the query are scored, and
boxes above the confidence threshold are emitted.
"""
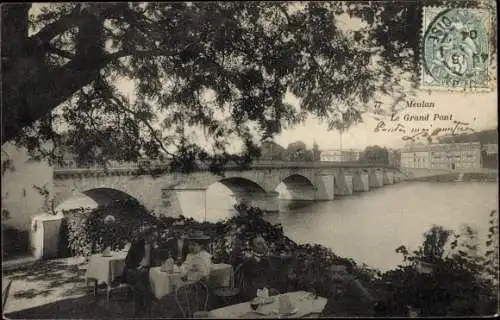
[53,159,397,173]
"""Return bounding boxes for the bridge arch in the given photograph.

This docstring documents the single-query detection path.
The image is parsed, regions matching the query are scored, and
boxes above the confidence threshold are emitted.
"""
[212,177,268,208]
[55,187,150,218]
[276,174,317,201]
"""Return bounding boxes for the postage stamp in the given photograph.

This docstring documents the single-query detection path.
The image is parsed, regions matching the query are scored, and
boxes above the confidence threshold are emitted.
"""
[421,7,492,91]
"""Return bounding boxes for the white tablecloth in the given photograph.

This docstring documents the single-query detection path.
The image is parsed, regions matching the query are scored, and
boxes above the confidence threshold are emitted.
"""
[85,251,128,287]
[207,291,327,318]
[149,263,233,299]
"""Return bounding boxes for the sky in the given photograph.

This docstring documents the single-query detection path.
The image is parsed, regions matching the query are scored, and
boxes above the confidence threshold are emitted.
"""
[274,89,497,150]
[113,76,497,152]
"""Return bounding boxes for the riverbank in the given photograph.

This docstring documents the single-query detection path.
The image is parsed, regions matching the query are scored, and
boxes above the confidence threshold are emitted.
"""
[411,171,498,182]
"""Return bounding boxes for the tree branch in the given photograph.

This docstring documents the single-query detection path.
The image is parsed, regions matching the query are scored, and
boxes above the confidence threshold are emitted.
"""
[105,42,197,61]
[47,45,75,60]
[2,53,113,144]
[107,94,175,158]
[29,5,83,45]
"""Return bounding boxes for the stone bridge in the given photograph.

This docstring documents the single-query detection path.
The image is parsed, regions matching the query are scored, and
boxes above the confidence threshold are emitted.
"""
[52,161,402,216]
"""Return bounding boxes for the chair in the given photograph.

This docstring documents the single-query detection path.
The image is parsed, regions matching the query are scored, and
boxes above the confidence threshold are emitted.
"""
[2,280,13,311]
[300,312,322,318]
[210,262,246,306]
[268,288,280,296]
[106,276,134,305]
[175,281,210,318]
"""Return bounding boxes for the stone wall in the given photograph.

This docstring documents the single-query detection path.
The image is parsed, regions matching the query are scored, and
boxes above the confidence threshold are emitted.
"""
[1,143,53,231]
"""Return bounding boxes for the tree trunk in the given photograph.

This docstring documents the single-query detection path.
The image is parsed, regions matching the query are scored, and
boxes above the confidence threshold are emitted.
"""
[1,7,109,145]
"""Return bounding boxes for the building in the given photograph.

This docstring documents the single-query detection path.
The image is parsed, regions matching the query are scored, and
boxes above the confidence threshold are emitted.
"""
[429,142,482,170]
[320,149,362,162]
[482,143,498,155]
[388,149,401,168]
[2,142,53,237]
[400,142,482,170]
[400,144,430,169]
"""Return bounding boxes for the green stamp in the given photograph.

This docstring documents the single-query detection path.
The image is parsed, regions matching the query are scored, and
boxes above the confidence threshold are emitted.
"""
[421,7,491,90]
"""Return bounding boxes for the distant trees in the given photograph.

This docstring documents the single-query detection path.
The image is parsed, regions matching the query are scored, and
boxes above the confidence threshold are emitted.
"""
[259,140,319,162]
[312,141,321,161]
[260,141,286,161]
[285,141,315,161]
[359,145,389,165]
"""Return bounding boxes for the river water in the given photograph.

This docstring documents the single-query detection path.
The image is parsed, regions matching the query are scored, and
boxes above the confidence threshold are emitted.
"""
[175,181,499,272]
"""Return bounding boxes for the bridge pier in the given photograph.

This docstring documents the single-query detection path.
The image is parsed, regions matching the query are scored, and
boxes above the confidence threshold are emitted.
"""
[334,172,353,196]
[278,187,316,201]
[316,174,335,200]
[352,171,370,192]
[160,188,207,218]
[369,169,384,188]
[383,171,394,185]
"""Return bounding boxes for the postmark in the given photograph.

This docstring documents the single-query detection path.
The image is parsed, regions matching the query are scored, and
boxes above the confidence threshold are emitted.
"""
[421,7,492,91]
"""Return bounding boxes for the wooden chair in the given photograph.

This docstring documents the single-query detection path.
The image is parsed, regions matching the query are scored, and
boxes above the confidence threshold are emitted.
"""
[106,277,134,305]
[210,262,246,306]
[300,312,322,318]
[268,288,280,296]
[87,276,134,305]
[2,280,13,311]
[175,281,210,318]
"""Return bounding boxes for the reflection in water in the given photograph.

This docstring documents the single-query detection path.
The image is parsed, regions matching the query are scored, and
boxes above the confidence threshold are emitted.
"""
[170,181,499,272]
[280,200,316,211]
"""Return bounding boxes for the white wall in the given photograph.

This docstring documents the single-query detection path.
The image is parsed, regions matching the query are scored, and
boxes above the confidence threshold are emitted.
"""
[1,143,53,231]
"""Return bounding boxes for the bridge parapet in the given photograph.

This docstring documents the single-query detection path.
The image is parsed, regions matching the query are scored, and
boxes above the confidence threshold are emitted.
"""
[54,159,396,174]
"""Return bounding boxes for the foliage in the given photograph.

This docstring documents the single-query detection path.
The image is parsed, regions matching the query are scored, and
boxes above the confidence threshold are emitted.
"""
[4,1,494,172]
[258,140,321,162]
[57,201,499,316]
[376,212,499,316]
[259,141,286,161]
[359,145,389,165]
[284,141,312,161]
[32,183,57,215]
[154,204,298,262]
[62,203,155,257]
[312,141,321,161]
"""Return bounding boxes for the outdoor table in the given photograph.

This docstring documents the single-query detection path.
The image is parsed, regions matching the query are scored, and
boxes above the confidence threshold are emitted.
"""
[207,291,327,318]
[149,263,233,299]
[85,251,128,288]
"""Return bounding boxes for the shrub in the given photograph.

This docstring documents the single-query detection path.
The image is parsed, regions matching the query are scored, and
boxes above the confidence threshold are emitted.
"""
[376,211,499,316]
[63,204,156,257]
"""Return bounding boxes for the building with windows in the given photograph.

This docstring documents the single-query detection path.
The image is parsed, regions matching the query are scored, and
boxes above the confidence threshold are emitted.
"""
[400,142,482,170]
[320,149,362,162]
[400,144,430,169]
[429,142,482,170]
[388,149,401,168]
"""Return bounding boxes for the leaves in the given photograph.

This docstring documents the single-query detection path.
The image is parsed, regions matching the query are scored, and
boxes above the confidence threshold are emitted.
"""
[5,1,489,173]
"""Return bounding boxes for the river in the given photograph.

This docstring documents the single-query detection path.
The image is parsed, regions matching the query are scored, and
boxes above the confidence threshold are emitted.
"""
[173,181,498,272]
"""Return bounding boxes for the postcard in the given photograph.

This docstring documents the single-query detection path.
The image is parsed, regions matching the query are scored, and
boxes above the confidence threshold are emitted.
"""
[2,1,498,319]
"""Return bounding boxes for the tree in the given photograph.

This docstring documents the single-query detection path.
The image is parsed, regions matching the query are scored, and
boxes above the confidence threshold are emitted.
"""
[359,145,389,165]
[380,218,499,316]
[285,141,308,161]
[2,1,493,172]
[312,141,321,161]
[259,141,286,161]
